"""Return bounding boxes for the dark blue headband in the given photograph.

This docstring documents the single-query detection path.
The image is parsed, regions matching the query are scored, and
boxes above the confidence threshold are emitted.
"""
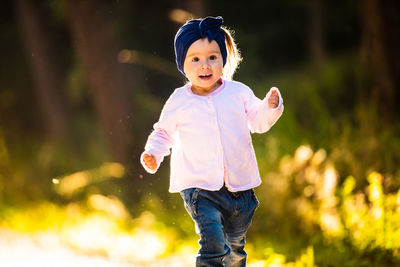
[174,16,227,75]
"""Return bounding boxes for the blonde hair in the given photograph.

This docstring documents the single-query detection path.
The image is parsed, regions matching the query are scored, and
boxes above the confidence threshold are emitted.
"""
[221,27,242,80]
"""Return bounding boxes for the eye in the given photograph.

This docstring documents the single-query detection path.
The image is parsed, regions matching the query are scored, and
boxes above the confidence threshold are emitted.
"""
[192,57,199,62]
[210,55,217,60]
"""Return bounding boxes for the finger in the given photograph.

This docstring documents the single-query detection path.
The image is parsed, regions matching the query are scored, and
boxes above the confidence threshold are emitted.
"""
[148,163,156,170]
[144,155,153,161]
[145,159,155,165]
[143,154,154,161]
[146,163,155,169]
[145,156,156,164]
[269,97,278,103]
[146,161,156,168]
[270,87,278,93]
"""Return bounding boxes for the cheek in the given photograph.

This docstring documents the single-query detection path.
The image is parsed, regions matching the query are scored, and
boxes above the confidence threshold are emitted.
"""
[184,66,196,77]
[183,63,192,74]
[211,58,223,68]
[184,62,198,70]
[211,62,223,72]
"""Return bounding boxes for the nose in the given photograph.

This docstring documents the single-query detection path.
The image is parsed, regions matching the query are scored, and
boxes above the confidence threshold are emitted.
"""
[200,59,211,69]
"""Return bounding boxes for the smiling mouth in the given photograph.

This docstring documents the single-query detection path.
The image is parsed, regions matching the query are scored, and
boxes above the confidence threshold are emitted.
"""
[199,74,212,80]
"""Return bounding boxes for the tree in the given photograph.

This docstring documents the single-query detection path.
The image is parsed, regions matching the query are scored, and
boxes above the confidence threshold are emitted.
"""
[66,0,134,163]
[361,0,396,118]
[307,0,325,67]
[15,0,70,139]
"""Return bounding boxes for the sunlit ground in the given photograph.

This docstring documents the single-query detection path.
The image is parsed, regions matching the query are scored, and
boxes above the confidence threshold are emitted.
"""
[1,145,399,266]
[0,205,306,267]
[0,228,306,267]
[0,231,195,267]
[0,229,138,267]
[0,217,286,267]
[0,211,196,267]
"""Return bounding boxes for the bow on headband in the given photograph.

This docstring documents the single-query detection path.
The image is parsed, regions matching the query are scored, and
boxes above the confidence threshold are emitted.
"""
[174,16,227,75]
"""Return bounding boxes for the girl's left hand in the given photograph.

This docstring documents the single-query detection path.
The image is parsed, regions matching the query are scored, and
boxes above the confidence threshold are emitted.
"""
[268,89,279,108]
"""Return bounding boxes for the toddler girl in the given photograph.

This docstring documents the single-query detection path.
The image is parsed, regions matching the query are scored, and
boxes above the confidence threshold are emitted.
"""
[141,16,283,267]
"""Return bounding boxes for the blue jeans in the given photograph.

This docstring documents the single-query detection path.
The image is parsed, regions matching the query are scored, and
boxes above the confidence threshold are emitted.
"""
[180,186,259,267]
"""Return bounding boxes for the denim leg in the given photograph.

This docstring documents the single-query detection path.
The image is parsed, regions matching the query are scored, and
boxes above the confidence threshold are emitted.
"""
[195,203,228,267]
[181,188,228,267]
[223,231,247,267]
[223,189,259,267]
[180,188,259,267]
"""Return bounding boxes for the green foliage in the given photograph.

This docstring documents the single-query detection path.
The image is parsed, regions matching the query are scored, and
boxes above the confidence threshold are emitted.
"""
[252,54,400,182]
[241,54,399,266]
[251,143,400,266]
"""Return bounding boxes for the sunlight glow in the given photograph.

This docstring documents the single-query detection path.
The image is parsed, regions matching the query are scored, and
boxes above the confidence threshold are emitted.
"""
[169,9,193,24]
[248,260,268,267]
[53,162,125,196]
[118,49,177,76]
[0,229,132,267]
[88,194,130,219]
[294,145,313,167]
[126,229,167,262]
[117,49,138,64]
[371,206,383,220]
[370,186,382,202]
[321,165,337,197]
[279,155,294,176]
[305,168,319,184]
[102,162,124,178]
[64,214,117,253]
[61,212,168,263]
[303,185,314,197]
[311,148,326,166]
[320,212,343,236]
[57,172,89,195]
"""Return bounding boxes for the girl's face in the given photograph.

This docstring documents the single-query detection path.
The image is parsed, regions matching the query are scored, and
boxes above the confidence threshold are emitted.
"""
[183,38,223,95]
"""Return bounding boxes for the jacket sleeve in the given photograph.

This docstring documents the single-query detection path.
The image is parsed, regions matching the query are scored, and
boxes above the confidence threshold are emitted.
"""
[140,95,179,174]
[245,87,284,134]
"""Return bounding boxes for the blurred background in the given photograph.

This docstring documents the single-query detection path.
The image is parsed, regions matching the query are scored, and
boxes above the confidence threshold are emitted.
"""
[1,0,400,266]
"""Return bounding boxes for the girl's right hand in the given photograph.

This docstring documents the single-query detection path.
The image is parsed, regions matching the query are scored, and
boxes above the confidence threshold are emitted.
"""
[143,153,157,171]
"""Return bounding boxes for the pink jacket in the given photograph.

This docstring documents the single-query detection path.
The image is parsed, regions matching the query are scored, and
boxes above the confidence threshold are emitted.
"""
[141,79,284,193]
